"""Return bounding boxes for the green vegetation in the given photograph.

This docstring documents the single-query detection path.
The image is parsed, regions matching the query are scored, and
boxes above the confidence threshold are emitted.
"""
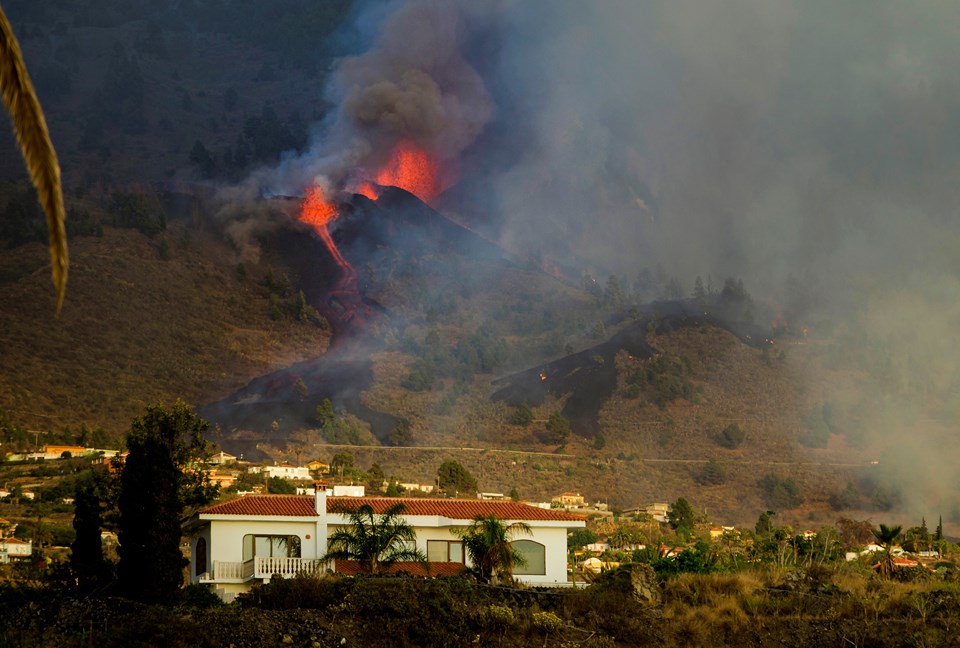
[117,401,218,604]
[697,458,726,486]
[716,423,745,449]
[455,516,531,584]
[323,502,426,574]
[437,460,477,496]
[625,353,698,409]
[758,473,805,509]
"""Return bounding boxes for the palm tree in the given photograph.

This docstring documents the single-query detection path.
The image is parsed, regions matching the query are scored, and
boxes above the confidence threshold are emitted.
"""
[872,523,902,578]
[456,515,532,584]
[1,6,68,313]
[323,502,426,574]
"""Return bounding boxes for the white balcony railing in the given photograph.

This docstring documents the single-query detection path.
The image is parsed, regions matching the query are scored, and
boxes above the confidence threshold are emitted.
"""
[254,556,330,579]
[200,557,330,583]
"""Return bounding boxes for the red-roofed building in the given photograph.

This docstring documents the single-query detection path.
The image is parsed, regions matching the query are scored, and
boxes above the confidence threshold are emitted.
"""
[187,490,585,602]
[0,537,32,563]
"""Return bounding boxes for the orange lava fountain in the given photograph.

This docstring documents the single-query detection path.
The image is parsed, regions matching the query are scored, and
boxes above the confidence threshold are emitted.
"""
[375,141,442,203]
[299,186,361,325]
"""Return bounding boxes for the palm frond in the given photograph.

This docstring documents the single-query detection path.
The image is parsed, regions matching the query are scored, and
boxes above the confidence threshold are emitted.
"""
[0,5,67,313]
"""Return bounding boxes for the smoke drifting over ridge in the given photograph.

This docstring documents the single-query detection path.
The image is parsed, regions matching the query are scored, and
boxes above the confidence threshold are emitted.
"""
[257,1,960,516]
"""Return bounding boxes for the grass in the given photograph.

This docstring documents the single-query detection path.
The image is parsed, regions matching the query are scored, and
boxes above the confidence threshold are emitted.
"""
[0,224,329,438]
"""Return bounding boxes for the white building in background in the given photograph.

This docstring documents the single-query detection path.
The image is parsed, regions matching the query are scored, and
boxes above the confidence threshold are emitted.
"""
[249,464,311,480]
[209,451,238,465]
[187,490,585,602]
[297,485,365,497]
[0,538,32,563]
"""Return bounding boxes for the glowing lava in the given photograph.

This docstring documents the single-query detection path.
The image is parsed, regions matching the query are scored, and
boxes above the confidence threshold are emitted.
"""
[299,186,363,327]
[300,186,351,273]
[375,141,442,203]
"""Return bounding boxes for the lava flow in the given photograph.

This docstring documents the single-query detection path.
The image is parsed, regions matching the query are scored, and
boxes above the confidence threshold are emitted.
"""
[299,186,366,330]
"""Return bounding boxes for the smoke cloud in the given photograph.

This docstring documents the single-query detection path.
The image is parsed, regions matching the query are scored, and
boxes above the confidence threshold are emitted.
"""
[261,0,960,519]
[269,0,494,194]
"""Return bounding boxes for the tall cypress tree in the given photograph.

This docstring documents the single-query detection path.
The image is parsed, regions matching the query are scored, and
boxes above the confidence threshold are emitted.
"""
[70,471,110,595]
[117,401,216,604]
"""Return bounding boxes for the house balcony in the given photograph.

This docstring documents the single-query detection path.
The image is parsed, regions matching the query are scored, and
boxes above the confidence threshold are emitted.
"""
[199,556,331,583]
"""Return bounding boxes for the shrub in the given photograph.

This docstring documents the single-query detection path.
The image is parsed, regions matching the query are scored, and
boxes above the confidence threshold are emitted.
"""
[531,611,564,633]
[716,423,745,449]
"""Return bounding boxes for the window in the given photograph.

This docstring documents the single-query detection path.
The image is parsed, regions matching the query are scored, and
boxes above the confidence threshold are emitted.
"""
[511,540,546,575]
[242,534,302,561]
[195,537,207,576]
[427,540,464,563]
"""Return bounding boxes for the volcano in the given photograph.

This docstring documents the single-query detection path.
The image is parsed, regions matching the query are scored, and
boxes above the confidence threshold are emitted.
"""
[201,187,518,458]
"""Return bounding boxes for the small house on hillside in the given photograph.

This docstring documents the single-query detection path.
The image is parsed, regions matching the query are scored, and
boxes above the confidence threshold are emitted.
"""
[0,538,32,563]
[187,490,585,602]
[209,451,238,465]
[555,492,585,507]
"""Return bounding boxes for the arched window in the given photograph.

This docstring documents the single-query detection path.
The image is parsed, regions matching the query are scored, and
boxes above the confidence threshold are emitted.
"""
[511,539,546,575]
[195,537,207,576]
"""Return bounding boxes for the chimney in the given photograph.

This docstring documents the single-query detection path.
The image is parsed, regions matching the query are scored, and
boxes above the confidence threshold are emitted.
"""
[314,481,327,515]
[314,481,328,562]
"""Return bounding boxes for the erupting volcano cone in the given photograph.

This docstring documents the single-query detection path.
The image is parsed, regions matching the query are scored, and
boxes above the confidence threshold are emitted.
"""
[375,141,442,204]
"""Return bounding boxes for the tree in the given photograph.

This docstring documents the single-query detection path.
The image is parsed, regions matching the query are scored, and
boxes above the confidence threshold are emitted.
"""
[568,528,598,550]
[544,413,571,446]
[267,477,297,494]
[70,471,112,595]
[388,420,413,447]
[437,460,477,496]
[323,503,425,573]
[315,398,335,426]
[716,423,745,449]
[509,403,533,426]
[758,473,804,509]
[755,510,777,535]
[367,463,385,493]
[117,401,218,604]
[693,275,706,304]
[668,497,696,538]
[455,515,532,584]
[331,452,354,478]
[872,523,902,579]
[293,377,308,401]
[0,6,68,313]
[697,459,726,485]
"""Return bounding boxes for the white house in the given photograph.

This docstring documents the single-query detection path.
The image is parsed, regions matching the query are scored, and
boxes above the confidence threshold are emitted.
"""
[187,490,585,602]
[250,464,312,480]
[0,538,32,563]
[209,451,237,465]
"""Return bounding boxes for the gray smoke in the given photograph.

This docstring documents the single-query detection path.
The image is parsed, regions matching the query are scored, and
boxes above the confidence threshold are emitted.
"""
[266,0,960,521]
[270,0,495,194]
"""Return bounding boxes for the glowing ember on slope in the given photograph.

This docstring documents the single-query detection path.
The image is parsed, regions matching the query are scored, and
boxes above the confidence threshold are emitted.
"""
[375,141,442,203]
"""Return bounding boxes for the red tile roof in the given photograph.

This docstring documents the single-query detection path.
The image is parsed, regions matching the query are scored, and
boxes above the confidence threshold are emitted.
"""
[334,560,467,577]
[201,494,318,517]
[201,494,584,522]
[330,497,584,522]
